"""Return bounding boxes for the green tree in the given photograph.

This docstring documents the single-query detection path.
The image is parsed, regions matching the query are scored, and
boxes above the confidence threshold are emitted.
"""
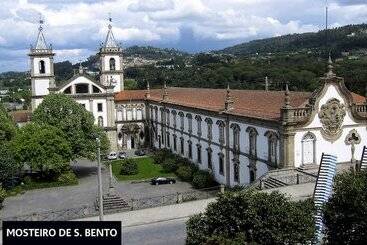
[0,103,16,142]
[186,191,315,245]
[324,170,367,244]
[11,123,72,179]
[32,94,109,160]
[0,143,19,185]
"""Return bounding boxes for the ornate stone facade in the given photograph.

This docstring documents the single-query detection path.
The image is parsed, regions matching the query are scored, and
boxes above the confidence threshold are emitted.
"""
[318,98,346,141]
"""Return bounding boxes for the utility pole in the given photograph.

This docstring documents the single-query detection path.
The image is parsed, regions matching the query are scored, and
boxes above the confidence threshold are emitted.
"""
[96,137,104,221]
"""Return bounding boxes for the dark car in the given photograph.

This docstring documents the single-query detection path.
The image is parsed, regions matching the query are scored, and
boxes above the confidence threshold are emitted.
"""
[3,176,21,189]
[151,177,176,185]
[135,149,146,156]
[118,151,127,159]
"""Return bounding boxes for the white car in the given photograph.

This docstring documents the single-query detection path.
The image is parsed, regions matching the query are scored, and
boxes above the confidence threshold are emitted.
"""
[107,152,118,160]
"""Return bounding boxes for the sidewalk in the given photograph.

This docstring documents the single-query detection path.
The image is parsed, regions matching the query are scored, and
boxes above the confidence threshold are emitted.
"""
[76,198,216,227]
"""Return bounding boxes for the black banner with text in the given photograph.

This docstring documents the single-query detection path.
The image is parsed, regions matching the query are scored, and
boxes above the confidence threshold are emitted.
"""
[2,221,122,245]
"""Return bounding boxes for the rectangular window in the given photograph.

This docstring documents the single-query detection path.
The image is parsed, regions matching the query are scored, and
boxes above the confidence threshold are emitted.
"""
[166,133,170,148]
[207,150,212,169]
[173,136,177,151]
[219,155,224,175]
[97,103,103,112]
[180,138,184,155]
[234,163,240,182]
[127,110,132,121]
[188,141,192,159]
[197,145,202,164]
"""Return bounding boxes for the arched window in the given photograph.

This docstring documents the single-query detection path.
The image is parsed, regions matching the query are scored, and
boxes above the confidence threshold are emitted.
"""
[98,116,104,127]
[216,120,225,145]
[265,131,279,165]
[195,115,202,136]
[178,112,184,131]
[172,110,177,128]
[109,58,116,71]
[246,127,258,157]
[39,60,45,74]
[187,113,193,133]
[205,118,213,141]
[231,124,241,152]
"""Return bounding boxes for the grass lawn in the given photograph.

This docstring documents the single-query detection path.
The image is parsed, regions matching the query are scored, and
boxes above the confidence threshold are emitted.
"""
[111,157,175,181]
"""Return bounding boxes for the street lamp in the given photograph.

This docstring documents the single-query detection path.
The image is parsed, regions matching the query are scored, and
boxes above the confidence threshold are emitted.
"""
[96,137,104,221]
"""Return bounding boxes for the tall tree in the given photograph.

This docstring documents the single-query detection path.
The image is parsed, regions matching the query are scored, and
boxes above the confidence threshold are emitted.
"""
[32,94,109,160]
[11,123,72,179]
[0,103,16,142]
[324,170,367,244]
[0,143,19,185]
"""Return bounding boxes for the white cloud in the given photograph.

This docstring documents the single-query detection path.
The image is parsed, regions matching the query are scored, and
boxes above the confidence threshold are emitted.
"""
[0,0,367,71]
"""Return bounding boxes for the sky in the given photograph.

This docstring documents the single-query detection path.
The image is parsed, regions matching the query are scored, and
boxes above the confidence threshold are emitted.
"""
[0,0,366,72]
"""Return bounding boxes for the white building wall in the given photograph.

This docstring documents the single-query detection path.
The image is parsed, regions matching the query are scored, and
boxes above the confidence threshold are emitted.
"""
[34,79,50,96]
[150,103,279,186]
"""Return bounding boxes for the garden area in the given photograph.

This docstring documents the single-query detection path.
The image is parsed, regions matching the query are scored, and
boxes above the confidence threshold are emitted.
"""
[111,149,218,189]
[111,157,175,181]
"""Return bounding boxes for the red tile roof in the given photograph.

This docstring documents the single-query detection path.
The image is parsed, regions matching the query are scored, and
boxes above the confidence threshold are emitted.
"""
[10,110,31,123]
[114,87,365,122]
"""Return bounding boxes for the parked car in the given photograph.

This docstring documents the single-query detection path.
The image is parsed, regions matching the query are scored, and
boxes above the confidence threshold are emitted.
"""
[3,176,21,189]
[107,152,118,160]
[151,177,176,185]
[118,151,127,159]
[135,149,146,156]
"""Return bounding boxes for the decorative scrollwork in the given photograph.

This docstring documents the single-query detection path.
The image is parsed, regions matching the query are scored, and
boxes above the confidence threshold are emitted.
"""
[318,98,346,140]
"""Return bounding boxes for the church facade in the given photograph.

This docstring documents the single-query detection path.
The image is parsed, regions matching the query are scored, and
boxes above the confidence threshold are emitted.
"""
[30,21,367,186]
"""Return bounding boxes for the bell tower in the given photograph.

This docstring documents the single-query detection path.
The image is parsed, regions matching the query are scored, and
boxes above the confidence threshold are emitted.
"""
[29,18,55,111]
[99,16,124,92]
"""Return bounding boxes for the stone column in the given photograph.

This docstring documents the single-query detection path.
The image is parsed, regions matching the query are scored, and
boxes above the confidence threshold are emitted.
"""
[89,99,93,112]
[280,128,295,168]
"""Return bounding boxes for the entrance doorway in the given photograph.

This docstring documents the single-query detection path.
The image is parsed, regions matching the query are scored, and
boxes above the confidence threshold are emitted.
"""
[302,132,316,165]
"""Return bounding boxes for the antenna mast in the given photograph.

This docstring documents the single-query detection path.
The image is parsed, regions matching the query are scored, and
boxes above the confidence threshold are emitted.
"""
[325,0,329,53]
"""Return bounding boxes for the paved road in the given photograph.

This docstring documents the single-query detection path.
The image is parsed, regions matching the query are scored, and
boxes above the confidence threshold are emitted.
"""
[123,218,187,245]
[0,159,194,219]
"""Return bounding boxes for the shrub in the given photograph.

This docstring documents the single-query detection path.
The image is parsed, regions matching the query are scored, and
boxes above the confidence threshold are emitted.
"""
[57,171,78,185]
[192,170,215,189]
[23,176,32,185]
[186,191,315,244]
[0,187,6,206]
[152,149,171,164]
[120,159,139,175]
[186,214,210,245]
[176,165,194,182]
[162,158,178,173]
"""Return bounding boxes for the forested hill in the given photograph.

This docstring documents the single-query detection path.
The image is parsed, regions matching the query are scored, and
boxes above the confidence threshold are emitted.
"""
[218,24,367,56]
